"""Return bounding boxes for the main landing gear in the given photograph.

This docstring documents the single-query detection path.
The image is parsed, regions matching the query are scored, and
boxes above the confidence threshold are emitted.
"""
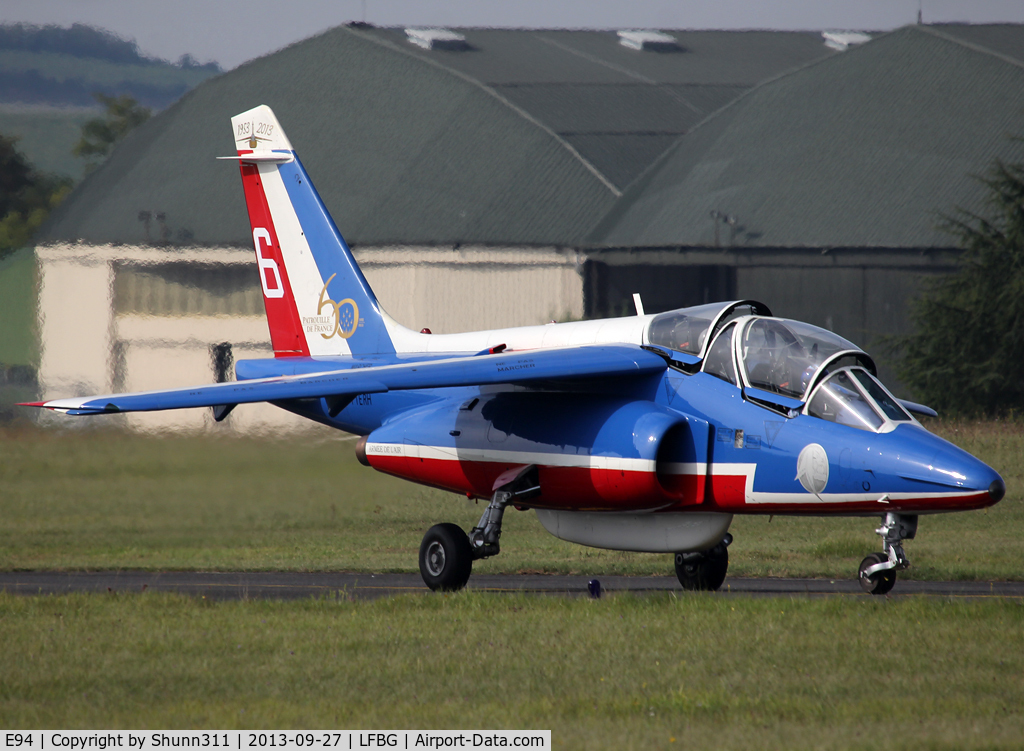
[418,466,540,591]
[674,533,733,591]
[859,512,917,595]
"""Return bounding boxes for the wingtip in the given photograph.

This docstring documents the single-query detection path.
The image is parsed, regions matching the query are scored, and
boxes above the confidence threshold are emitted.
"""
[17,401,49,408]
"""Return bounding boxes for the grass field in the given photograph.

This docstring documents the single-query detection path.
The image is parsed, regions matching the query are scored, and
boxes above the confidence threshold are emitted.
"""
[1,591,1022,747]
[0,420,1020,580]
[1,421,1022,744]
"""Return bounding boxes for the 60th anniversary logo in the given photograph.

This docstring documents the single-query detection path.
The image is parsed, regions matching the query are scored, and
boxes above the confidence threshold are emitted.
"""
[303,273,359,340]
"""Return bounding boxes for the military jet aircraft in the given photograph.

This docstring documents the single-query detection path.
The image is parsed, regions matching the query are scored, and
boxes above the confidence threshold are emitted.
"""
[24,105,1006,595]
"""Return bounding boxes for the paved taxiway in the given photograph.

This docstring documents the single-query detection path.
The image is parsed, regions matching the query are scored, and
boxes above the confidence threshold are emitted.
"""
[1,572,1022,600]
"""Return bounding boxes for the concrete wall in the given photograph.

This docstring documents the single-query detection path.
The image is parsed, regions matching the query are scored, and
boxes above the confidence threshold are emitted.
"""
[358,246,585,331]
[31,243,584,432]
[589,246,959,393]
[734,265,940,387]
[25,241,955,431]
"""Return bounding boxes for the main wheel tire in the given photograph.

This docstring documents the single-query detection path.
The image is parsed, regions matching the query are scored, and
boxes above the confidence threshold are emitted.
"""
[858,552,897,595]
[674,543,729,591]
[419,523,473,592]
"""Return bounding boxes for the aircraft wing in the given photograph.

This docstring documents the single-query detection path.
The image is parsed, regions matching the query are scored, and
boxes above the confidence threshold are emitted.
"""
[23,345,667,416]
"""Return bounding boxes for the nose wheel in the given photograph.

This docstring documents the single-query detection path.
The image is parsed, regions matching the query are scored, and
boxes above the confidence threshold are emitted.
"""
[858,551,896,594]
[858,512,917,595]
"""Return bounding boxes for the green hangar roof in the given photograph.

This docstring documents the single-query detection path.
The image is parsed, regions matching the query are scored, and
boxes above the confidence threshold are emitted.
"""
[39,25,833,248]
[591,24,1024,249]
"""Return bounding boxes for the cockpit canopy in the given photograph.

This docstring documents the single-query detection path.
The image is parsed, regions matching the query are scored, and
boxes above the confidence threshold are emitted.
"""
[807,368,911,431]
[647,301,873,398]
[740,317,862,401]
[647,300,772,358]
[644,300,918,432]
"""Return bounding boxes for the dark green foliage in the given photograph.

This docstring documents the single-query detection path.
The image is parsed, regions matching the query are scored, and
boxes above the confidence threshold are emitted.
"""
[73,93,151,167]
[0,134,72,254]
[896,159,1024,416]
[175,53,220,72]
[0,22,220,71]
[0,134,32,218]
[0,22,150,64]
[0,23,220,109]
[0,69,191,109]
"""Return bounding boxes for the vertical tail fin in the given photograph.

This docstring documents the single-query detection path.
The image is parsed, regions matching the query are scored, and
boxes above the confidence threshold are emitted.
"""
[224,105,395,357]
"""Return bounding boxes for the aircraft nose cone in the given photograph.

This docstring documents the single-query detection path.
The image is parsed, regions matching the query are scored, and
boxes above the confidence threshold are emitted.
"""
[892,425,1003,509]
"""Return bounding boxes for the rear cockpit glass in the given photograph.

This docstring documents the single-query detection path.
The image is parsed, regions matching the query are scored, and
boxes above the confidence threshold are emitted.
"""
[741,319,858,399]
[647,302,727,355]
[852,370,911,421]
[807,370,883,431]
[702,322,737,385]
[705,303,762,347]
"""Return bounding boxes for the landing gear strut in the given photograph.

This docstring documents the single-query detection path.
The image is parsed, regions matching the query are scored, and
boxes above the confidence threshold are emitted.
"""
[418,465,539,591]
[859,512,917,595]
[675,533,732,591]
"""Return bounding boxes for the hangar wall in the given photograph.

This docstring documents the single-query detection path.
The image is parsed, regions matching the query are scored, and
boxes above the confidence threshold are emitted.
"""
[31,243,584,432]
[359,247,585,333]
[584,247,959,390]
[24,237,958,433]
[733,265,947,387]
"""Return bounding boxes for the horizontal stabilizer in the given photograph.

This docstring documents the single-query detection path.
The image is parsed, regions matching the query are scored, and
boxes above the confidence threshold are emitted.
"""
[22,345,667,416]
[897,399,938,418]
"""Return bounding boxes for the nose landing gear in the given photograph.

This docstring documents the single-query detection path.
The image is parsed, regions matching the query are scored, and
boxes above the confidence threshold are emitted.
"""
[859,512,917,595]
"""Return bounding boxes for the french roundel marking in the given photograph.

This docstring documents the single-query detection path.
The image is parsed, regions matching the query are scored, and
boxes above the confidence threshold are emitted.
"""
[796,443,829,496]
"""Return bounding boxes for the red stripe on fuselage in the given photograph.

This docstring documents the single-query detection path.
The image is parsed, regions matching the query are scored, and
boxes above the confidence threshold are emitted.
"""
[708,473,747,506]
[657,473,706,507]
[368,453,993,515]
[368,454,687,511]
[238,161,309,357]
[723,491,994,516]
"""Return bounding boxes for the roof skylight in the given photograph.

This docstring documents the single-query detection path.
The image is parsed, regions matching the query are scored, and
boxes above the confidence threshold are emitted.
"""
[405,28,469,51]
[617,30,680,51]
[821,31,872,51]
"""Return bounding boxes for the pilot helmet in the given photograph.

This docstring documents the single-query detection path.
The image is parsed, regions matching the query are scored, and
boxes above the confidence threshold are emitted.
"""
[800,365,818,393]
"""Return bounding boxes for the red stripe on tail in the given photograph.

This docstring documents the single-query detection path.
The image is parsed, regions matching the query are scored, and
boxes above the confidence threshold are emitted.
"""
[238,162,309,357]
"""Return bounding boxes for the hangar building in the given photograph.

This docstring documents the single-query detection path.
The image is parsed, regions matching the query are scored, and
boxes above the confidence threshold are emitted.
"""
[10,23,1024,429]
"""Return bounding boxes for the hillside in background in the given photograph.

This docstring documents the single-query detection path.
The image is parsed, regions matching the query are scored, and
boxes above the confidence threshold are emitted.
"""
[0,23,222,178]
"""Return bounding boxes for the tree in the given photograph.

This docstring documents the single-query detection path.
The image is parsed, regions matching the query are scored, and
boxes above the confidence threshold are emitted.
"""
[0,134,32,218]
[0,22,149,64]
[73,93,151,168]
[894,159,1024,416]
[0,134,72,255]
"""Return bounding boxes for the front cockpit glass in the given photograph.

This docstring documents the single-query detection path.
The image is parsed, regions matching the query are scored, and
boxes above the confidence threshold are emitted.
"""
[852,370,911,421]
[807,370,884,431]
[647,302,729,355]
[740,319,858,399]
[702,322,737,385]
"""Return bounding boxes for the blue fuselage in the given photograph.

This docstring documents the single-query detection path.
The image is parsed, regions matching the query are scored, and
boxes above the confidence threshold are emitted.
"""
[236,355,1003,516]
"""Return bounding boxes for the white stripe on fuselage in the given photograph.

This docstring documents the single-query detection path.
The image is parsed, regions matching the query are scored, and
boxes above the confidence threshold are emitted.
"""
[365,442,706,474]
[366,446,982,504]
[380,309,653,356]
[710,462,980,504]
